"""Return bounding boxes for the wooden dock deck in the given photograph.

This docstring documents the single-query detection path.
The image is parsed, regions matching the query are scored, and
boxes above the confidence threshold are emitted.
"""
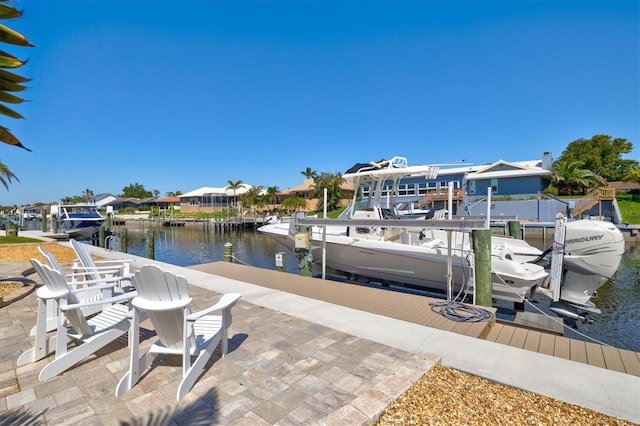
[190,262,640,377]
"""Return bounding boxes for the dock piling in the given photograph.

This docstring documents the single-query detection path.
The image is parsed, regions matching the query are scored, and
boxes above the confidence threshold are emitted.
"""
[508,221,523,240]
[224,242,233,262]
[120,228,128,253]
[473,229,492,307]
[146,229,154,259]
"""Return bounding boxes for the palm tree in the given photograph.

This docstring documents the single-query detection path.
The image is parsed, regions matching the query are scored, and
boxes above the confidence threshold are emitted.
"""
[312,172,344,211]
[0,2,34,190]
[552,160,606,195]
[300,167,317,180]
[83,188,94,202]
[281,197,307,213]
[0,3,33,151]
[0,160,17,189]
[226,179,244,211]
[240,185,263,208]
[264,186,279,211]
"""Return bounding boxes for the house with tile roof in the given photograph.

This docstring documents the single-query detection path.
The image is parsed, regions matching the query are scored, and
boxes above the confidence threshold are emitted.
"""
[278,178,356,211]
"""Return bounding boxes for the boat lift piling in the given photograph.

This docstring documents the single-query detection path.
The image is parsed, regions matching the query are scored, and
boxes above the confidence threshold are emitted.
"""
[473,229,492,307]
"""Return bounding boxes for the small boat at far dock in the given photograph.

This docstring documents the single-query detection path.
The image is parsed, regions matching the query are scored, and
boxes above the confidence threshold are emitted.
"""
[54,203,105,239]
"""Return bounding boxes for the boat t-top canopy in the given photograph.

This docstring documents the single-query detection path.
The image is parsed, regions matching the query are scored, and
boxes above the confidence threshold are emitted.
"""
[343,156,440,212]
[342,156,439,185]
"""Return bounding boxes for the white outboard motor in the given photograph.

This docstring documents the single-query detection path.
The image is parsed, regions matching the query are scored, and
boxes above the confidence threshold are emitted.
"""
[554,219,625,316]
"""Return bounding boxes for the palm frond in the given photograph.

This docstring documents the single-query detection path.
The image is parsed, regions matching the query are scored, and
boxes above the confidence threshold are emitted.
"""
[0,23,34,47]
[0,68,30,83]
[0,124,30,151]
[0,1,33,155]
[0,89,24,103]
[0,79,26,92]
[0,103,23,118]
[0,159,19,189]
[0,3,22,20]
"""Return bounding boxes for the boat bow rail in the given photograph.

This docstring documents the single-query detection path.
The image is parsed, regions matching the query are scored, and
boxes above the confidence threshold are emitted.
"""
[295,216,488,231]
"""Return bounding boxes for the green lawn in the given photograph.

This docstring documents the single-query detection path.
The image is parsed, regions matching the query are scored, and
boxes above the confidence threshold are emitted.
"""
[616,194,640,225]
[0,236,42,244]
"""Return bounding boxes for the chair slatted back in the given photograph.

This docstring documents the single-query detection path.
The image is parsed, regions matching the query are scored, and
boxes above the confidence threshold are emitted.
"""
[132,265,192,351]
[70,239,102,281]
[30,259,92,336]
[38,246,65,274]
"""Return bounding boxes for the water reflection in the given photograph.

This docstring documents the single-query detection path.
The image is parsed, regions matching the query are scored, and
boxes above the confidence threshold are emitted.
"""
[118,223,301,273]
[117,224,639,351]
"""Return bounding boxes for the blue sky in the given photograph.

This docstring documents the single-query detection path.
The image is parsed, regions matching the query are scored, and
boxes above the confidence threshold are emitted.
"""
[1,0,638,206]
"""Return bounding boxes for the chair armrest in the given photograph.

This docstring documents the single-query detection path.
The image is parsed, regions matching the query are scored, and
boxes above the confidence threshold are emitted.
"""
[67,277,122,290]
[187,293,241,321]
[69,269,122,279]
[72,265,123,274]
[93,259,133,266]
[132,297,192,312]
[36,286,68,300]
[61,291,138,310]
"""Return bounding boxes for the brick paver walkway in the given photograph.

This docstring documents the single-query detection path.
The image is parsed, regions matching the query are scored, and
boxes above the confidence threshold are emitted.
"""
[0,262,438,425]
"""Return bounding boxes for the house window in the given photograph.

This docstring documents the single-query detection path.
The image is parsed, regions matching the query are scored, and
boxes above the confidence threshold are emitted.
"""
[468,180,476,195]
[491,178,498,193]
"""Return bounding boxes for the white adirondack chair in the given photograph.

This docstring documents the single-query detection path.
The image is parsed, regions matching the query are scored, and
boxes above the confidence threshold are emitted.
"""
[17,259,136,381]
[31,246,125,336]
[70,238,133,288]
[115,264,241,402]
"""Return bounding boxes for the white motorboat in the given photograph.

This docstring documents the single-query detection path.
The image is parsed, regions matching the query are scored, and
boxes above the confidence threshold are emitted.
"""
[259,212,547,304]
[54,203,105,239]
[259,156,625,321]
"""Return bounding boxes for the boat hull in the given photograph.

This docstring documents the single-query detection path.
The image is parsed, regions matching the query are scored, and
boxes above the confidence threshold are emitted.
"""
[259,223,546,303]
[61,222,102,239]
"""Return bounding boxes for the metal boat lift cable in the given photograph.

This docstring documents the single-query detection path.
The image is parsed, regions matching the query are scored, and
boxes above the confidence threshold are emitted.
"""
[429,224,496,322]
[229,253,249,266]
[429,300,494,322]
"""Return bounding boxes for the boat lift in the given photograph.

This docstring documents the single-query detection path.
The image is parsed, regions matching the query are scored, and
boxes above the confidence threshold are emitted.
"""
[291,188,492,304]
[293,215,488,300]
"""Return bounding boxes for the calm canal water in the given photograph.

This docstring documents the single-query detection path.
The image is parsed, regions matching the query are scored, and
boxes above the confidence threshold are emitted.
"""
[64,222,640,352]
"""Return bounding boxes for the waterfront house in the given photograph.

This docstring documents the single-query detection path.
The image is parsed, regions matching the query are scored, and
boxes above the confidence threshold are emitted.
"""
[463,155,553,201]
[278,179,355,211]
[88,193,118,208]
[156,196,181,210]
[106,197,157,212]
[179,185,256,214]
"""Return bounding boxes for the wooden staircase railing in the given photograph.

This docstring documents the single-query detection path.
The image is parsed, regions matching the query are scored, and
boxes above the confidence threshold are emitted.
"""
[570,186,616,218]
[418,189,464,207]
